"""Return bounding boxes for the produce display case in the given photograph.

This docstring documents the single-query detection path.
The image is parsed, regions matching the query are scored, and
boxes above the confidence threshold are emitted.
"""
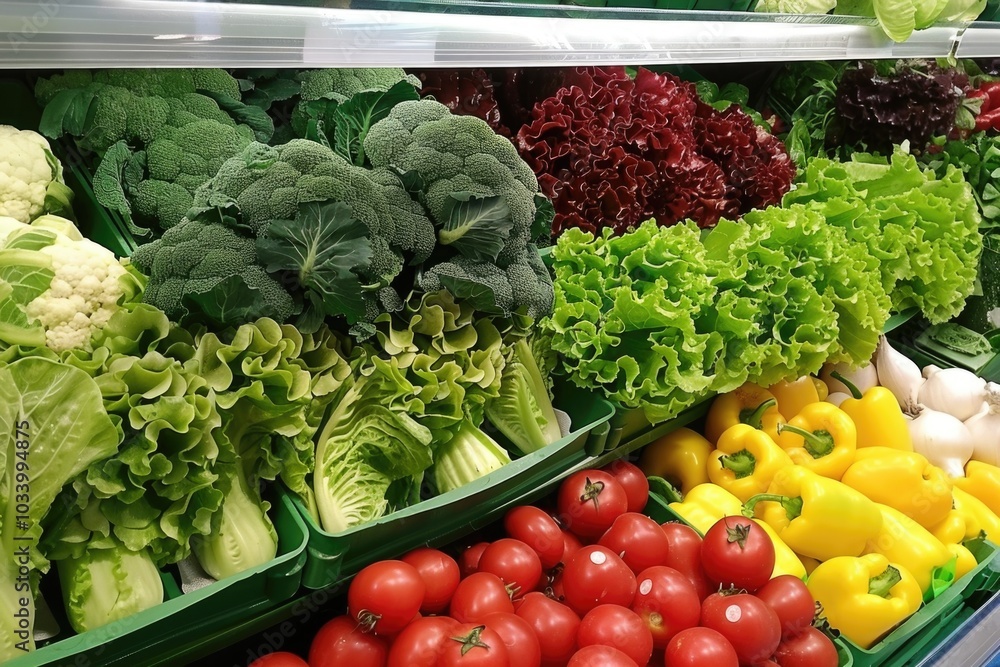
[3,0,1000,664]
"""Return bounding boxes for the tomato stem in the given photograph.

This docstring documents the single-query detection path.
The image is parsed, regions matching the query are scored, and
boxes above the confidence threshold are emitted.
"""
[725,520,752,549]
[355,609,381,633]
[579,476,605,511]
[739,398,777,430]
[451,625,491,656]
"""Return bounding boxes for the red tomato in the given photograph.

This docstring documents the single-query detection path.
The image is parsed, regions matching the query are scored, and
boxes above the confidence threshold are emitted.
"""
[664,627,739,667]
[561,530,584,562]
[567,645,639,667]
[631,566,701,648]
[772,627,839,667]
[249,654,309,667]
[477,539,544,598]
[309,615,388,667]
[660,522,713,600]
[402,548,461,614]
[348,561,425,636]
[481,612,541,667]
[437,623,509,667]
[504,506,565,569]
[577,604,653,667]
[562,546,637,616]
[700,593,782,666]
[450,572,515,623]
[755,576,817,640]
[459,542,490,578]
[601,460,650,513]
[700,517,775,593]
[598,512,670,574]
[557,470,629,539]
[387,617,460,667]
[515,592,581,667]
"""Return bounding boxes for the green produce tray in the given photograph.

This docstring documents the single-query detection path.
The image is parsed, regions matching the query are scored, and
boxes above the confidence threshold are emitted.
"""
[605,397,712,452]
[0,78,136,259]
[7,487,308,667]
[292,380,615,589]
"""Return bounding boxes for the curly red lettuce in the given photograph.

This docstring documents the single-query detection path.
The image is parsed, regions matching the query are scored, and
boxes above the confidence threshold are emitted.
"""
[516,67,795,238]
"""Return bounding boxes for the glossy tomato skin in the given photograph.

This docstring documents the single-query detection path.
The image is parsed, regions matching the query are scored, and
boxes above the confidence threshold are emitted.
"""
[601,460,650,513]
[477,539,544,598]
[249,653,309,667]
[386,617,460,667]
[402,548,462,614]
[504,506,565,569]
[660,523,713,600]
[664,627,739,667]
[560,530,584,562]
[562,545,637,616]
[700,517,775,593]
[515,592,581,667]
[773,627,839,667]
[557,470,629,539]
[481,612,541,667]
[567,645,640,667]
[631,566,701,648]
[598,512,671,574]
[577,604,654,667]
[450,572,515,623]
[309,615,389,667]
[700,593,782,666]
[348,561,426,637]
[459,543,491,578]
[754,576,817,640]
[437,623,509,667]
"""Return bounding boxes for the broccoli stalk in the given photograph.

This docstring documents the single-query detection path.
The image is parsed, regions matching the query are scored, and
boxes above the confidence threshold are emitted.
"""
[485,338,562,455]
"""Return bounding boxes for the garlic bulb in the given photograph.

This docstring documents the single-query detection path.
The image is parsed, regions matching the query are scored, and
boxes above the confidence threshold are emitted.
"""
[965,385,1000,467]
[826,392,850,407]
[918,365,987,422]
[874,336,923,409]
[907,404,974,478]
[821,361,878,396]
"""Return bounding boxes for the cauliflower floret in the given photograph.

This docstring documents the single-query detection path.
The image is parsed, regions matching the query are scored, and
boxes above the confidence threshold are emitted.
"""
[0,125,68,223]
[21,225,128,352]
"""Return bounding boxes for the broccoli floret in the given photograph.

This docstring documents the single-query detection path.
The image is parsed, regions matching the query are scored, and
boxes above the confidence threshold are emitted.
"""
[297,68,421,103]
[146,120,255,195]
[132,218,295,325]
[131,180,196,232]
[34,70,93,105]
[363,99,554,319]
[192,140,430,288]
[370,168,435,264]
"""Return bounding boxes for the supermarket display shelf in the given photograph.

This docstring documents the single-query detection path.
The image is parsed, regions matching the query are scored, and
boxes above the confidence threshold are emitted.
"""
[0,0,978,68]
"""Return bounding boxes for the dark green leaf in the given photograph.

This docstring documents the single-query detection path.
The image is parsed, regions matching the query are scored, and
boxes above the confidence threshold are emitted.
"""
[39,88,95,139]
[438,192,514,262]
[256,201,373,324]
[392,167,427,195]
[184,274,275,326]
[532,193,555,243]
[436,272,504,315]
[332,81,420,167]
[197,89,275,143]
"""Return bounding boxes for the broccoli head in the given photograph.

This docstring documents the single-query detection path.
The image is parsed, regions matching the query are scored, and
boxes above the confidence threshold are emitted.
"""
[297,68,421,104]
[131,216,295,326]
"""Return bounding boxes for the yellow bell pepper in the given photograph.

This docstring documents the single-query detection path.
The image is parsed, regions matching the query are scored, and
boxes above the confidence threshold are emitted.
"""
[841,448,952,529]
[768,376,821,421]
[707,424,794,502]
[953,487,1000,543]
[949,543,978,581]
[798,553,821,576]
[832,371,913,451]
[669,484,804,580]
[704,384,783,445]
[639,428,712,496]
[864,503,953,595]
[776,402,857,480]
[811,376,829,401]
[954,461,1000,518]
[930,508,980,544]
[807,554,922,649]
[745,466,882,561]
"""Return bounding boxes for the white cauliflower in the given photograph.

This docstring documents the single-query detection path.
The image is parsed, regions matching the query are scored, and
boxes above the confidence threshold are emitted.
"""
[1,215,131,352]
[0,125,72,223]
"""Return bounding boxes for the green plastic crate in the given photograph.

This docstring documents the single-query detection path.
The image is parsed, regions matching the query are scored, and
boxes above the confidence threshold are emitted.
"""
[292,380,615,589]
[7,487,308,667]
